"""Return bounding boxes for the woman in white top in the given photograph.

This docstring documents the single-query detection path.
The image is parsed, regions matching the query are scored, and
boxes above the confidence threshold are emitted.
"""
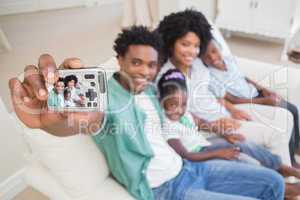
[156,9,293,166]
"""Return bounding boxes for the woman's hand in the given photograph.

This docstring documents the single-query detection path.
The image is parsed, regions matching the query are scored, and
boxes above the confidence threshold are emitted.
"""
[208,118,241,135]
[231,109,252,121]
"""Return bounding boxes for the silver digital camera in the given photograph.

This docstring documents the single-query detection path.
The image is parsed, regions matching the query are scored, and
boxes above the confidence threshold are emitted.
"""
[47,67,108,112]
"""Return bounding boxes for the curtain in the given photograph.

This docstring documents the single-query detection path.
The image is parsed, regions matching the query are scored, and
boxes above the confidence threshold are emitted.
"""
[0,26,11,53]
[122,0,159,29]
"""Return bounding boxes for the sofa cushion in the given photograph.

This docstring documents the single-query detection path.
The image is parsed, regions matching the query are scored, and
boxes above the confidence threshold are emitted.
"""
[25,161,134,200]
[23,127,110,198]
[25,161,70,200]
[83,178,134,200]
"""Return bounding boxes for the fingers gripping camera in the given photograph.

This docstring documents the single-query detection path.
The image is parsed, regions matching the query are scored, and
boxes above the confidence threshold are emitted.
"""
[47,67,108,112]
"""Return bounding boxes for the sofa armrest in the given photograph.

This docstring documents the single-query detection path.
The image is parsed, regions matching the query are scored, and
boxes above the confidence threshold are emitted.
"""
[236,57,300,110]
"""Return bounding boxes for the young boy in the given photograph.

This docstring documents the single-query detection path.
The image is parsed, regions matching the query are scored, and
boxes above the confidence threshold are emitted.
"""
[202,39,300,168]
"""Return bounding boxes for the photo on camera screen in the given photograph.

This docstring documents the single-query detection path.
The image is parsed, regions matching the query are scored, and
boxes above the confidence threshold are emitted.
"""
[47,68,107,112]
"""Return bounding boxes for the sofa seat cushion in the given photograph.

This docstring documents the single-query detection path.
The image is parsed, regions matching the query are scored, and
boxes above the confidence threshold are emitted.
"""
[23,127,109,198]
[25,161,134,200]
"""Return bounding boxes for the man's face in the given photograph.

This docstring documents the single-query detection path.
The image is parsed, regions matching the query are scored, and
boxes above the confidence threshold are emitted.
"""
[55,81,65,94]
[118,45,159,94]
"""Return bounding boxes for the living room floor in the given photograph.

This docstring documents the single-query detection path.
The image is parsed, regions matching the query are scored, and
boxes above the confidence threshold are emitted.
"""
[0,2,295,200]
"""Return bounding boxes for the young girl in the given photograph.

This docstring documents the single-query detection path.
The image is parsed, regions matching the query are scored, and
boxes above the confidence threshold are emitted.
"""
[202,39,300,168]
[158,69,300,191]
[48,77,65,108]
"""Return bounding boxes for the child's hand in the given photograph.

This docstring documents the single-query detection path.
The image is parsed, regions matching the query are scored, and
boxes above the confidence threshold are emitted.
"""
[261,89,282,105]
[223,134,245,144]
[261,88,274,97]
[263,95,282,106]
[231,109,252,121]
[213,147,240,160]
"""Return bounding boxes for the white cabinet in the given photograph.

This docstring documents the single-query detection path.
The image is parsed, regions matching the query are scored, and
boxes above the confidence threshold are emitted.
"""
[216,0,297,39]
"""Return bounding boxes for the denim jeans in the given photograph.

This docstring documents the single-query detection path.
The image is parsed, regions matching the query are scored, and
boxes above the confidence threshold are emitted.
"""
[152,160,284,200]
[204,136,282,170]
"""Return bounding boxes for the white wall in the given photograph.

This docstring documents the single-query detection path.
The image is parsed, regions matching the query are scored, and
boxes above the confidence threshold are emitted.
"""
[158,0,216,21]
[0,0,121,16]
[179,0,217,21]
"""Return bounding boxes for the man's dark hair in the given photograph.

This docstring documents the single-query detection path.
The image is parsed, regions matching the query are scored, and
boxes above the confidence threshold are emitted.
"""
[113,26,162,58]
[64,75,78,86]
[157,9,212,60]
[158,69,187,101]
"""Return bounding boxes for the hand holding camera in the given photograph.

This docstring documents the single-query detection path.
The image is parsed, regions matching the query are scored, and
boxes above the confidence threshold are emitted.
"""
[9,56,106,137]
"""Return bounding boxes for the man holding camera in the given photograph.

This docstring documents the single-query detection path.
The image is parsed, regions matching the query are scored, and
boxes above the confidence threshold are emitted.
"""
[9,26,285,200]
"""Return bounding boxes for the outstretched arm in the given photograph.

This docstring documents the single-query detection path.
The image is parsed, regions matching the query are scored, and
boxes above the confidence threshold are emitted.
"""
[9,56,105,137]
[224,92,270,105]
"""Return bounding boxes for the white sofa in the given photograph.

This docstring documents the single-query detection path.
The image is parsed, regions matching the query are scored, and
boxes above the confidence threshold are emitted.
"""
[18,56,300,200]
[17,27,300,200]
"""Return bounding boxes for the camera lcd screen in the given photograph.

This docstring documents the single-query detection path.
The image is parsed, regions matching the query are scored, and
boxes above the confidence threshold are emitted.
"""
[47,68,107,112]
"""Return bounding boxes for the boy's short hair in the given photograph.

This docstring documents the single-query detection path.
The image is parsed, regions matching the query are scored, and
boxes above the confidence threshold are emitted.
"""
[64,75,78,86]
[158,69,187,101]
[113,26,162,58]
[157,9,212,59]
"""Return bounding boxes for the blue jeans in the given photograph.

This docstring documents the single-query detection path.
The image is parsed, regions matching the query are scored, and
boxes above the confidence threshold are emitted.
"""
[153,160,284,200]
[204,137,282,170]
